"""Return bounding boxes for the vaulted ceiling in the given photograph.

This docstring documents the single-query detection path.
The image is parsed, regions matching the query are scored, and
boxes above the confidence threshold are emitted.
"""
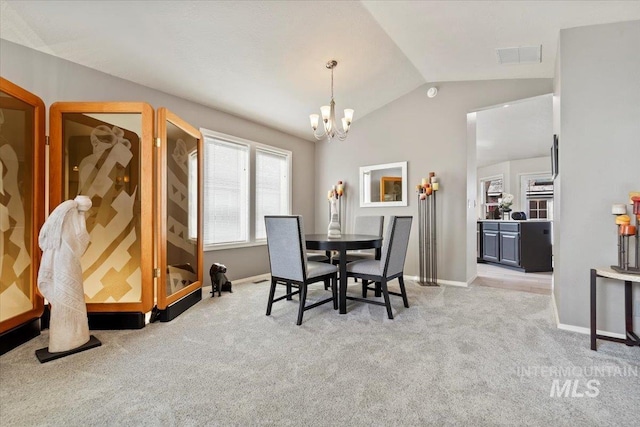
[2,1,639,142]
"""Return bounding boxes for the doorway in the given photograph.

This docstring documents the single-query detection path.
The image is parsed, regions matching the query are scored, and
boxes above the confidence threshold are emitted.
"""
[467,94,554,294]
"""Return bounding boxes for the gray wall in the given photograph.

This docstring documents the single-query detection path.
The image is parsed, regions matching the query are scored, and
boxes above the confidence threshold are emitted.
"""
[555,20,640,333]
[0,39,316,282]
[315,79,553,283]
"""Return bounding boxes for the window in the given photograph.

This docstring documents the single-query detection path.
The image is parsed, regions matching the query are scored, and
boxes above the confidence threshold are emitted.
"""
[521,174,553,220]
[201,134,249,247]
[188,150,198,240]
[480,176,503,219]
[255,147,291,240]
[198,129,292,250]
[529,200,549,219]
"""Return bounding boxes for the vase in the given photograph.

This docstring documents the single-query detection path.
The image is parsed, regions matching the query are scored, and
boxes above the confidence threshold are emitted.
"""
[328,198,341,238]
[500,207,512,220]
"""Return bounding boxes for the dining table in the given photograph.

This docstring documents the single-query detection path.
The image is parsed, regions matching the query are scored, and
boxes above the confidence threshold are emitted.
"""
[305,234,383,314]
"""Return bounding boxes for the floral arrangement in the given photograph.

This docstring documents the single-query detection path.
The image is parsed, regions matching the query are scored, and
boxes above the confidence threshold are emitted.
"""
[327,180,345,200]
[499,193,514,210]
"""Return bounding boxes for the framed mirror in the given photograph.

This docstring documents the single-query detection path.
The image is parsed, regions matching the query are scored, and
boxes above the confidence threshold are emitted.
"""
[359,161,408,207]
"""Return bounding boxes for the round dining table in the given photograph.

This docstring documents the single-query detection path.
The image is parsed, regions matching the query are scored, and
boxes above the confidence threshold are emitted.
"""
[305,234,382,314]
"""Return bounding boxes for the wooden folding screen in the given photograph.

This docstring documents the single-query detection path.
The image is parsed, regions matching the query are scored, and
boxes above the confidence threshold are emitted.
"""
[156,108,203,312]
[0,78,45,336]
[48,102,155,316]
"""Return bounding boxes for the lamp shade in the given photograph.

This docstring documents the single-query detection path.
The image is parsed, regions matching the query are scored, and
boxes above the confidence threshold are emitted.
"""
[320,106,331,121]
[344,109,354,123]
[309,114,319,130]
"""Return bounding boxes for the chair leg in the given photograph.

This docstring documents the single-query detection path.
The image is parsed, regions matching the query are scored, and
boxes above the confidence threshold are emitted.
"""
[381,279,393,319]
[286,281,292,300]
[362,279,369,298]
[266,278,277,316]
[297,283,308,325]
[332,274,338,310]
[375,282,382,297]
[398,276,409,308]
[324,277,329,290]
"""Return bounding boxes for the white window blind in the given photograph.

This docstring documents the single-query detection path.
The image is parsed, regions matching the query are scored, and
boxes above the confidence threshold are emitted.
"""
[188,150,198,240]
[255,148,291,240]
[203,136,249,246]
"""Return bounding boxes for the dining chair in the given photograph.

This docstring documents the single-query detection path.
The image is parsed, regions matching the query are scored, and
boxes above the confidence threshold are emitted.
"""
[337,215,384,263]
[330,215,384,286]
[264,215,338,325]
[345,216,412,319]
[306,252,330,262]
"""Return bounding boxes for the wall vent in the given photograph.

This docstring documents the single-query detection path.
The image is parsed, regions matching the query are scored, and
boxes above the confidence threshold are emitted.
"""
[496,45,541,64]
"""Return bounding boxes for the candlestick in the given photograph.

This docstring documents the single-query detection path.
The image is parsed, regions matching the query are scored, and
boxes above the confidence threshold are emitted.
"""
[612,204,627,215]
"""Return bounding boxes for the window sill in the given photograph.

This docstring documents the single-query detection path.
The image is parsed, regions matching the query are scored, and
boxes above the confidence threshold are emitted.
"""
[204,241,267,252]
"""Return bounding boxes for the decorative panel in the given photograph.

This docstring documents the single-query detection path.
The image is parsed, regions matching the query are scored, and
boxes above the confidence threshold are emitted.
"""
[0,77,45,333]
[49,103,154,314]
[157,108,203,309]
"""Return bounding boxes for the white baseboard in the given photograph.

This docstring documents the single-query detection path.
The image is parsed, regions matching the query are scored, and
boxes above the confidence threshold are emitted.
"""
[557,323,626,340]
[232,273,270,285]
[439,279,469,288]
[552,291,625,339]
[551,291,560,326]
[404,275,468,288]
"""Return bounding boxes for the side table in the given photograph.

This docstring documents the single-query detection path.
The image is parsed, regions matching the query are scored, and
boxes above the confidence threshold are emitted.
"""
[590,267,640,350]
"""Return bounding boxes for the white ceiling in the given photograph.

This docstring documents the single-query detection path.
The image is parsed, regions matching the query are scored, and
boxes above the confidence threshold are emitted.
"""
[2,1,640,142]
[476,94,553,168]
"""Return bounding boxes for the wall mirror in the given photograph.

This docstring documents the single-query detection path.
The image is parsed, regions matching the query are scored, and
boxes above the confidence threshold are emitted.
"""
[359,161,408,207]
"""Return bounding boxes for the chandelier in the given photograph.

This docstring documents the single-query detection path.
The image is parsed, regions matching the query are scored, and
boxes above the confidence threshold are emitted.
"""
[309,60,354,141]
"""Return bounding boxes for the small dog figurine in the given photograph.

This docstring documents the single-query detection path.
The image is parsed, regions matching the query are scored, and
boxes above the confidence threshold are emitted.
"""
[209,263,232,297]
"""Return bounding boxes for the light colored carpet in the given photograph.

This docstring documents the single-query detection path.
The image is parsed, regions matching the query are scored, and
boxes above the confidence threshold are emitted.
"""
[1,279,638,426]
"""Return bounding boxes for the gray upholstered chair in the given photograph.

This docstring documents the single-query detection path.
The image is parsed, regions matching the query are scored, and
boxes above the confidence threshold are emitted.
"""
[265,215,338,325]
[345,216,412,319]
[333,215,384,264]
[306,252,330,262]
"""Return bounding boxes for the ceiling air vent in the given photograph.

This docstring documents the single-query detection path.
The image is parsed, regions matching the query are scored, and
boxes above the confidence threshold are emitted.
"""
[496,45,541,64]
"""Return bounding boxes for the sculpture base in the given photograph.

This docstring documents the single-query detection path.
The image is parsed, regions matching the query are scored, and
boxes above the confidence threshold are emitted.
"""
[35,335,101,363]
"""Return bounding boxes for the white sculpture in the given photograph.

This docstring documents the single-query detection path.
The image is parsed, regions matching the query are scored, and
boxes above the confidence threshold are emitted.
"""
[37,195,92,352]
[327,196,341,238]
